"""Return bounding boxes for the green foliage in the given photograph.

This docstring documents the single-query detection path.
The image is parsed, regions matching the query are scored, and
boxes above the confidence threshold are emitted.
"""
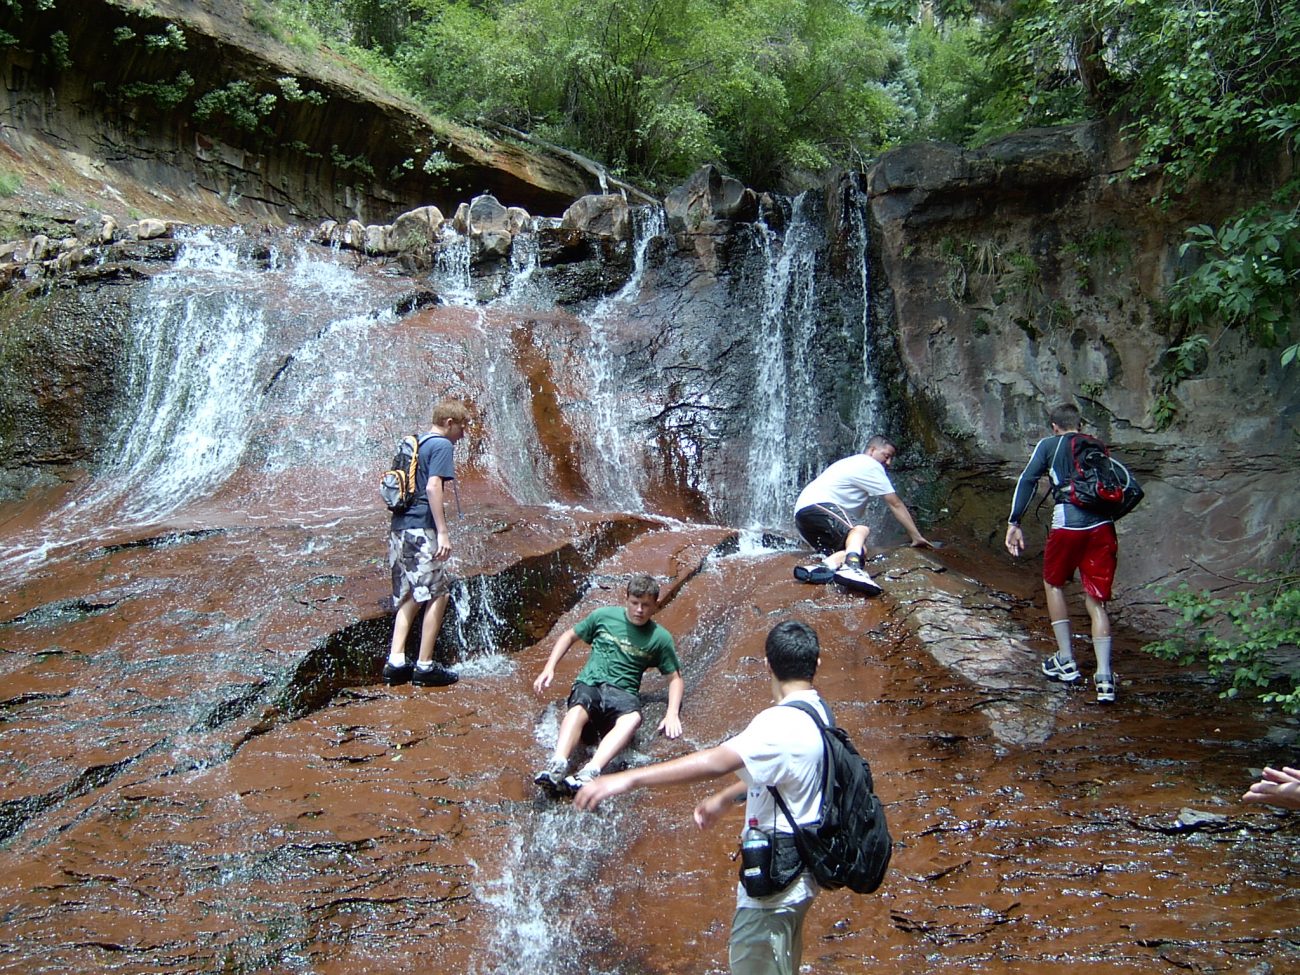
[329,145,375,177]
[384,0,908,188]
[276,76,327,105]
[144,23,187,51]
[1170,192,1300,353]
[0,165,21,197]
[193,81,278,133]
[46,29,70,69]
[121,71,195,110]
[1145,523,1300,715]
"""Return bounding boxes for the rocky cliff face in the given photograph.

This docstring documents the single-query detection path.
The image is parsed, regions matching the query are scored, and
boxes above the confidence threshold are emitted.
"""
[1,2,1295,628]
[0,0,598,236]
[866,122,1299,621]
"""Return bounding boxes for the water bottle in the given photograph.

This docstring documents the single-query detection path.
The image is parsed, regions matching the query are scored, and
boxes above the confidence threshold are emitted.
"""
[740,818,773,896]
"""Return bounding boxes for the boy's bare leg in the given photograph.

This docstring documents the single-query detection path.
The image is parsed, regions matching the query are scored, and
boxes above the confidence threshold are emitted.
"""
[389,596,419,660]
[415,593,449,665]
[586,711,644,773]
[552,705,591,763]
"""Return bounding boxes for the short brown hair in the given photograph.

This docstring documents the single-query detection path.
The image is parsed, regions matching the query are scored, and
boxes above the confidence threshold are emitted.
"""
[431,399,469,427]
[626,573,661,600]
[1049,403,1081,430]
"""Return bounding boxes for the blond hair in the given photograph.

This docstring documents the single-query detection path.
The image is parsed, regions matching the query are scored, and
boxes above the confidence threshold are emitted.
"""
[431,399,469,427]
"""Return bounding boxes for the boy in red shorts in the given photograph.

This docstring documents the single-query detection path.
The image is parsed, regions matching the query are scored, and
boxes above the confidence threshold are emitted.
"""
[1004,403,1119,703]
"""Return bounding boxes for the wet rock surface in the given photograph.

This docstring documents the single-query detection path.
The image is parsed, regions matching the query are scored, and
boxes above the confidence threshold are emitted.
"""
[2,504,1297,974]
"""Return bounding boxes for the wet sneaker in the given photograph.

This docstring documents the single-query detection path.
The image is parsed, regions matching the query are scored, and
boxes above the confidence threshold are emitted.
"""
[534,760,568,791]
[1095,674,1116,703]
[793,563,835,584]
[382,660,414,686]
[833,565,884,597]
[412,662,459,687]
[563,765,601,793]
[1041,652,1080,683]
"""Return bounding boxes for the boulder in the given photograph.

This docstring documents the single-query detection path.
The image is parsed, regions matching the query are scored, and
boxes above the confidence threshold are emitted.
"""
[135,219,170,241]
[506,206,532,234]
[559,194,630,238]
[467,194,510,236]
[664,165,759,235]
[387,206,444,253]
[344,219,366,251]
[363,224,387,254]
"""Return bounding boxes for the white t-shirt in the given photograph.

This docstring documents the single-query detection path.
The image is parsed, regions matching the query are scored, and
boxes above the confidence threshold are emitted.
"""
[794,454,895,524]
[726,689,829,908]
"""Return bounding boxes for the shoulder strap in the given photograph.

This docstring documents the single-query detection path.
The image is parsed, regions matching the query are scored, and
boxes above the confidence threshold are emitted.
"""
[768,700,834,831]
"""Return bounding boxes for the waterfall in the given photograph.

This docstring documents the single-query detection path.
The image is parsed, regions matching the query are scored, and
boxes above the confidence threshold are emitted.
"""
[844,174,882,445]
[98,230,270,522]
[742,193,824,529]
[433,229,475,305]
[576,205,668,512]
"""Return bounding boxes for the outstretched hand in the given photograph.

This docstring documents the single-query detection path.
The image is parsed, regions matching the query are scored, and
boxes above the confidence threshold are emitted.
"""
[1243,766,1300,810]
[1005,524,1025,557]
[574,771,631,811]
[657,714,682,739]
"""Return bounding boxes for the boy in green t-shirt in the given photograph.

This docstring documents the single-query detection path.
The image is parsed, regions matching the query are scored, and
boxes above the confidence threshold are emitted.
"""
[532,573,684,793]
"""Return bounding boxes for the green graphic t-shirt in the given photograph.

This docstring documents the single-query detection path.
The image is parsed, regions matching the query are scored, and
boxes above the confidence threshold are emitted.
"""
[573,606,680,695]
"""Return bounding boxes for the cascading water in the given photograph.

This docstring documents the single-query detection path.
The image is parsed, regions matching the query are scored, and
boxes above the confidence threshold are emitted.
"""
[742,193,824,529]
[572,204,668,513]
[844,174,883,445]
[738,185,882,531]
[97,230,271,523]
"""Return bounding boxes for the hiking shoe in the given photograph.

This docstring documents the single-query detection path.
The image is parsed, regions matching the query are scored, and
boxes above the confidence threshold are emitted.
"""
[1041,653,1080,683]
[833,565,884,597]
[534,760,568,792]
[382,660,414,686]
[563,766,601,793]
[412,662,459,687]
[1095,674,1116,703]
[793,563,836,584]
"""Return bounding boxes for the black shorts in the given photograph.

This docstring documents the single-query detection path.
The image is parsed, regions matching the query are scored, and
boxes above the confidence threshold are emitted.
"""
[568,681,641,742]
[794,503,854,555]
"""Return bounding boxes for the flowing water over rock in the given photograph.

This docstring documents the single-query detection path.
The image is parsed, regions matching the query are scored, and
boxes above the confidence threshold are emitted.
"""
[0,214,1296,975]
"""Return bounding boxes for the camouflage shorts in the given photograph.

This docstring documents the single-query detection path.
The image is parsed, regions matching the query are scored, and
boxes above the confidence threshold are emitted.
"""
[388,529,455,607]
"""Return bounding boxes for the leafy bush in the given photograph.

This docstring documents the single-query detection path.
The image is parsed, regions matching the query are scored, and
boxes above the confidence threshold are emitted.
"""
[1146,523,1300,714]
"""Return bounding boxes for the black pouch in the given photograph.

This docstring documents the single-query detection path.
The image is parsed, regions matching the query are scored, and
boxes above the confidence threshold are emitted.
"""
[739,829,803,898]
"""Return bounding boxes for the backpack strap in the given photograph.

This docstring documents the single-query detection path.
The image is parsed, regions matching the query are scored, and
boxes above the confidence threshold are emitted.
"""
[767,700,833,833]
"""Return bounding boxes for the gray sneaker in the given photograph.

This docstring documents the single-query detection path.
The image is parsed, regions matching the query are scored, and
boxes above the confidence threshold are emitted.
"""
[1094,673,1116,703]
[1041,652,1081,683]
[563,765,601,793]
[534,759,568,791]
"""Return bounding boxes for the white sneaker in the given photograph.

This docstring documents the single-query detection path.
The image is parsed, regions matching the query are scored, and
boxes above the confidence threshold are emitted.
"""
[563,765,601,793]
[1041,652,1081,683]
[533,759,568,791]
[833,565,884,596]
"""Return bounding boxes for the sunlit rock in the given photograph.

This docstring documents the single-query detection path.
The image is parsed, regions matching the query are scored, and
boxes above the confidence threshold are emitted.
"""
[560,194,630,238]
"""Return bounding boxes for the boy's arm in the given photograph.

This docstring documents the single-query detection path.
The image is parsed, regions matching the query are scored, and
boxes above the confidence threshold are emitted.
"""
[533,627,580,695]
[656,671,685,739]
[694,779,747,830]
[428,476,451,559]
[574,743,744,811]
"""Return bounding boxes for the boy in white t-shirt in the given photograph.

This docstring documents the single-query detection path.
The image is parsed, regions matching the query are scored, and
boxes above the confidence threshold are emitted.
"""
[575,620,830,975]
[792,435,932,590]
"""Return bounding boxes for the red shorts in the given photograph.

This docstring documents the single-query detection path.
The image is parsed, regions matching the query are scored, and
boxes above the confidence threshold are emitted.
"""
[1043,523,1117,601]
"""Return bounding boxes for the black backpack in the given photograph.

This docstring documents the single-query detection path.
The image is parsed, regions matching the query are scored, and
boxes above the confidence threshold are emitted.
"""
[379,433,433,513]
[768,701,893,895]
[1050,433,1144,521]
